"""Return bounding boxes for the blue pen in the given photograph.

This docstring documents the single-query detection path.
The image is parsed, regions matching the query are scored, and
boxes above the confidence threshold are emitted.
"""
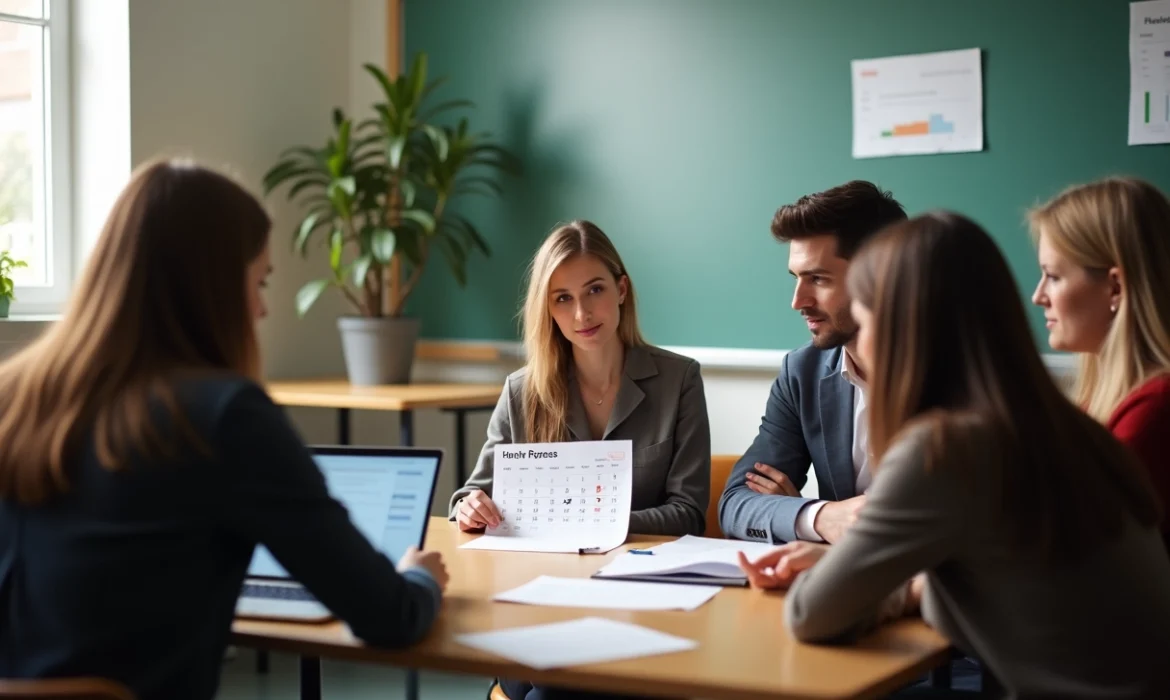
[629,549,654,555]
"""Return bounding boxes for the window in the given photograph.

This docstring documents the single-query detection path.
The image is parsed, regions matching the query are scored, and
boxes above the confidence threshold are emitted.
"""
[0,0,70,314]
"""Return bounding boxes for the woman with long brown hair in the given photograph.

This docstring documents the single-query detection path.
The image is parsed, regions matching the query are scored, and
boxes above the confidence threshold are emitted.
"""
[0,159,447,699]
[739,212,1170,698]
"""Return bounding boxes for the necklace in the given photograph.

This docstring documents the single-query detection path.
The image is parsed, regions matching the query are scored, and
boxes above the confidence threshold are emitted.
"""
[581,379,615,406]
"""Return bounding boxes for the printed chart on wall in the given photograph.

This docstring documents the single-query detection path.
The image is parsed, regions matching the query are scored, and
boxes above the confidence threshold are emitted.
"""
[852,48,983,159]
[460,440,633,553]
[1130,0,1170,145]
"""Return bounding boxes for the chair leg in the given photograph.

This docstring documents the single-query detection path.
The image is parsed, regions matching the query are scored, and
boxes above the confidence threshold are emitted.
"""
[406,668,419,700]
[255,649,269,674]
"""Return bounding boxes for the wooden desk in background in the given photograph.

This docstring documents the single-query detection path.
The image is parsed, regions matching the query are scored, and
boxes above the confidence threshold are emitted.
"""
[234,518,951,700]
[265,380,503,487]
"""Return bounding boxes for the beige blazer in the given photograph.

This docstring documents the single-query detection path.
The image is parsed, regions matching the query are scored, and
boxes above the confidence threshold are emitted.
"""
[449,345,711,536]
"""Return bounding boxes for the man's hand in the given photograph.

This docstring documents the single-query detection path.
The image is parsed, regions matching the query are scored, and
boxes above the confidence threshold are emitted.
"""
[736,541,831,590]
[745,463,801,497]
[812,494,866,543]
[456,490,501,532]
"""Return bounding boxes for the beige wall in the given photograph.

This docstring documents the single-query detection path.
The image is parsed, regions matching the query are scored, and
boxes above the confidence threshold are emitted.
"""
[127,0,352,379]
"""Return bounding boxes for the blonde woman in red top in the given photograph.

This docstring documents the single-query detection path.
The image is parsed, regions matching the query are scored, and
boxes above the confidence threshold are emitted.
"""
[1031,177,1170,548]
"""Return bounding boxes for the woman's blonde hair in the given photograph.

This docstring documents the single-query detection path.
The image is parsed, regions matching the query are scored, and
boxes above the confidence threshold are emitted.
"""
[1029,177,1170,421]
[520,220,645,443]
[0,159,271,505]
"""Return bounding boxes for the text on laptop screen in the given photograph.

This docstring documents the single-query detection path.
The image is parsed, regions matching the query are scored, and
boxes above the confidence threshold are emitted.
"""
[247,452,439,578]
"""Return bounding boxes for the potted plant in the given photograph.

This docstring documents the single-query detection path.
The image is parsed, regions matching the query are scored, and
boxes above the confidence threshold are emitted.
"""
[0,250,27,319]
[263,52,518,385]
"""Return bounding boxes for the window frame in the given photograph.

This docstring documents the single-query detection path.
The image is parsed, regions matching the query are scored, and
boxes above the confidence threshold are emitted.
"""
[0,0,72,316]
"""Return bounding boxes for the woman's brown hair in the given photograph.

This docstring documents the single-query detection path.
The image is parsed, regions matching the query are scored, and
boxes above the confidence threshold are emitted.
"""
[0,159,271,505]
[847,211,1159,560]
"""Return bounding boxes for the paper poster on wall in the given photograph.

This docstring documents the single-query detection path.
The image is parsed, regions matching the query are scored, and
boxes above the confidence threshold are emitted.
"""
[1129,0,1170,145]
[851,48,983,159]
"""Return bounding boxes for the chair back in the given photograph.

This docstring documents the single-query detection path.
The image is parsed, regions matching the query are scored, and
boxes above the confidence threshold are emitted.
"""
[705,455,740,538]
[0,678,135,700]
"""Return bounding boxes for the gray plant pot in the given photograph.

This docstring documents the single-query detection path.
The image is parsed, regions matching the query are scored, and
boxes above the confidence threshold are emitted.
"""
[337,316,420,386]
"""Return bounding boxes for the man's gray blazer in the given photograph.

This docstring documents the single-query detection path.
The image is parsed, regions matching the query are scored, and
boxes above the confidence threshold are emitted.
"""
[718,343,858,543]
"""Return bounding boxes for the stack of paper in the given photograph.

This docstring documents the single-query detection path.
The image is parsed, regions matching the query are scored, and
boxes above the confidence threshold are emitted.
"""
[493,575,720,612]
[592,536,778,586]
[455,617,697,670]
[647,535,777,558]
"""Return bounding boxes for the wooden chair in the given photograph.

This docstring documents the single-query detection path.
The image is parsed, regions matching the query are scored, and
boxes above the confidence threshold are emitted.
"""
[0,678,135,700]
[705,455,740,539]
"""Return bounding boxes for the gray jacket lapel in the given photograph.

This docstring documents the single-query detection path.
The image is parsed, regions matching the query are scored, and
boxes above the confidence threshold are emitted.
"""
[818,351,857,500]
[603,345,656,439]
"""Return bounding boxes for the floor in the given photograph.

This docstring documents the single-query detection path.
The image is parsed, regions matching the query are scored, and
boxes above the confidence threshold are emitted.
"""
[216,648,492,700]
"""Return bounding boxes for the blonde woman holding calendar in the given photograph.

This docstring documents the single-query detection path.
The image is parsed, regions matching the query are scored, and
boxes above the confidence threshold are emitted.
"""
[449,220,711,542]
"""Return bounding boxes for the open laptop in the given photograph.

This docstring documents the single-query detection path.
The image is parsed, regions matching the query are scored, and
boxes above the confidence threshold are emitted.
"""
[235,446,443,622]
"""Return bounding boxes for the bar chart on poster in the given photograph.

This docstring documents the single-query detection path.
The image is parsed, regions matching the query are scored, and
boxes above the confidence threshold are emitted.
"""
[1129,0,1170,145]
[852,48,983,159]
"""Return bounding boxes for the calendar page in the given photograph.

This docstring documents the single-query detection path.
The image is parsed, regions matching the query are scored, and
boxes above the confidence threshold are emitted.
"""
[460,440,633,554]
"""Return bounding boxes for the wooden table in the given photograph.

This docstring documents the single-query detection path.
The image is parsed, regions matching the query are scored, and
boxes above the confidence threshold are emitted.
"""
[234,518,951,700]
[265,380,503,485]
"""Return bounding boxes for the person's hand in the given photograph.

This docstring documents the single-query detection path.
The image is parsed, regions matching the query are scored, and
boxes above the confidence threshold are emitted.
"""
[745,463,800,497]
[456,489,501,532]
[398,547,449,592]
[736,541,830,590]
[812,495,866,543]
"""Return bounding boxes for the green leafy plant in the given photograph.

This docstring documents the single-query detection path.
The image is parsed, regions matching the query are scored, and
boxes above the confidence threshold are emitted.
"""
[0,250,27,302]
[263,52,519,318]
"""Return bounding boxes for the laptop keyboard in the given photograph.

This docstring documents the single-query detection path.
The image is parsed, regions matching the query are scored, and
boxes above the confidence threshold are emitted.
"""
[242,583,318,602]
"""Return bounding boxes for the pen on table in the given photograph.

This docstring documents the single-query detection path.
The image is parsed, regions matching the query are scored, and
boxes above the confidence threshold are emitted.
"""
[629,549,654,556]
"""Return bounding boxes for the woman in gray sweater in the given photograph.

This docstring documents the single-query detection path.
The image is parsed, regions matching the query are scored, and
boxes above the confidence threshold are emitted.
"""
[740,212,1170,699]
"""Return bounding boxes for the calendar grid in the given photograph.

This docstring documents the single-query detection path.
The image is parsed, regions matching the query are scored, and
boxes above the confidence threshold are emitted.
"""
[461,440,633,554]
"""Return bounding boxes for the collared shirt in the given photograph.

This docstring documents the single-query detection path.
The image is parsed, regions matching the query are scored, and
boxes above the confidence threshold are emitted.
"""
[793,350,870,541]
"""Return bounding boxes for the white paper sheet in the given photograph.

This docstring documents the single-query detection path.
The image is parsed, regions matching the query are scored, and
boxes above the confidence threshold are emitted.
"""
[646,534,778,559]
[460,440,632,553]
[1129,0,1170,145]
[455,617,698,670]
[493,575,720,612]
[851,48,983,159]
[594,549,748,580]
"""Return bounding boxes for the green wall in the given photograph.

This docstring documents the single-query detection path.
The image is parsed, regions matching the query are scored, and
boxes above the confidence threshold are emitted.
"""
[403,0,1169,350]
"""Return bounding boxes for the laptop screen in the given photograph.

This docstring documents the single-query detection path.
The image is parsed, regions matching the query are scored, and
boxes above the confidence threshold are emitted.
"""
[247,447,442,579]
